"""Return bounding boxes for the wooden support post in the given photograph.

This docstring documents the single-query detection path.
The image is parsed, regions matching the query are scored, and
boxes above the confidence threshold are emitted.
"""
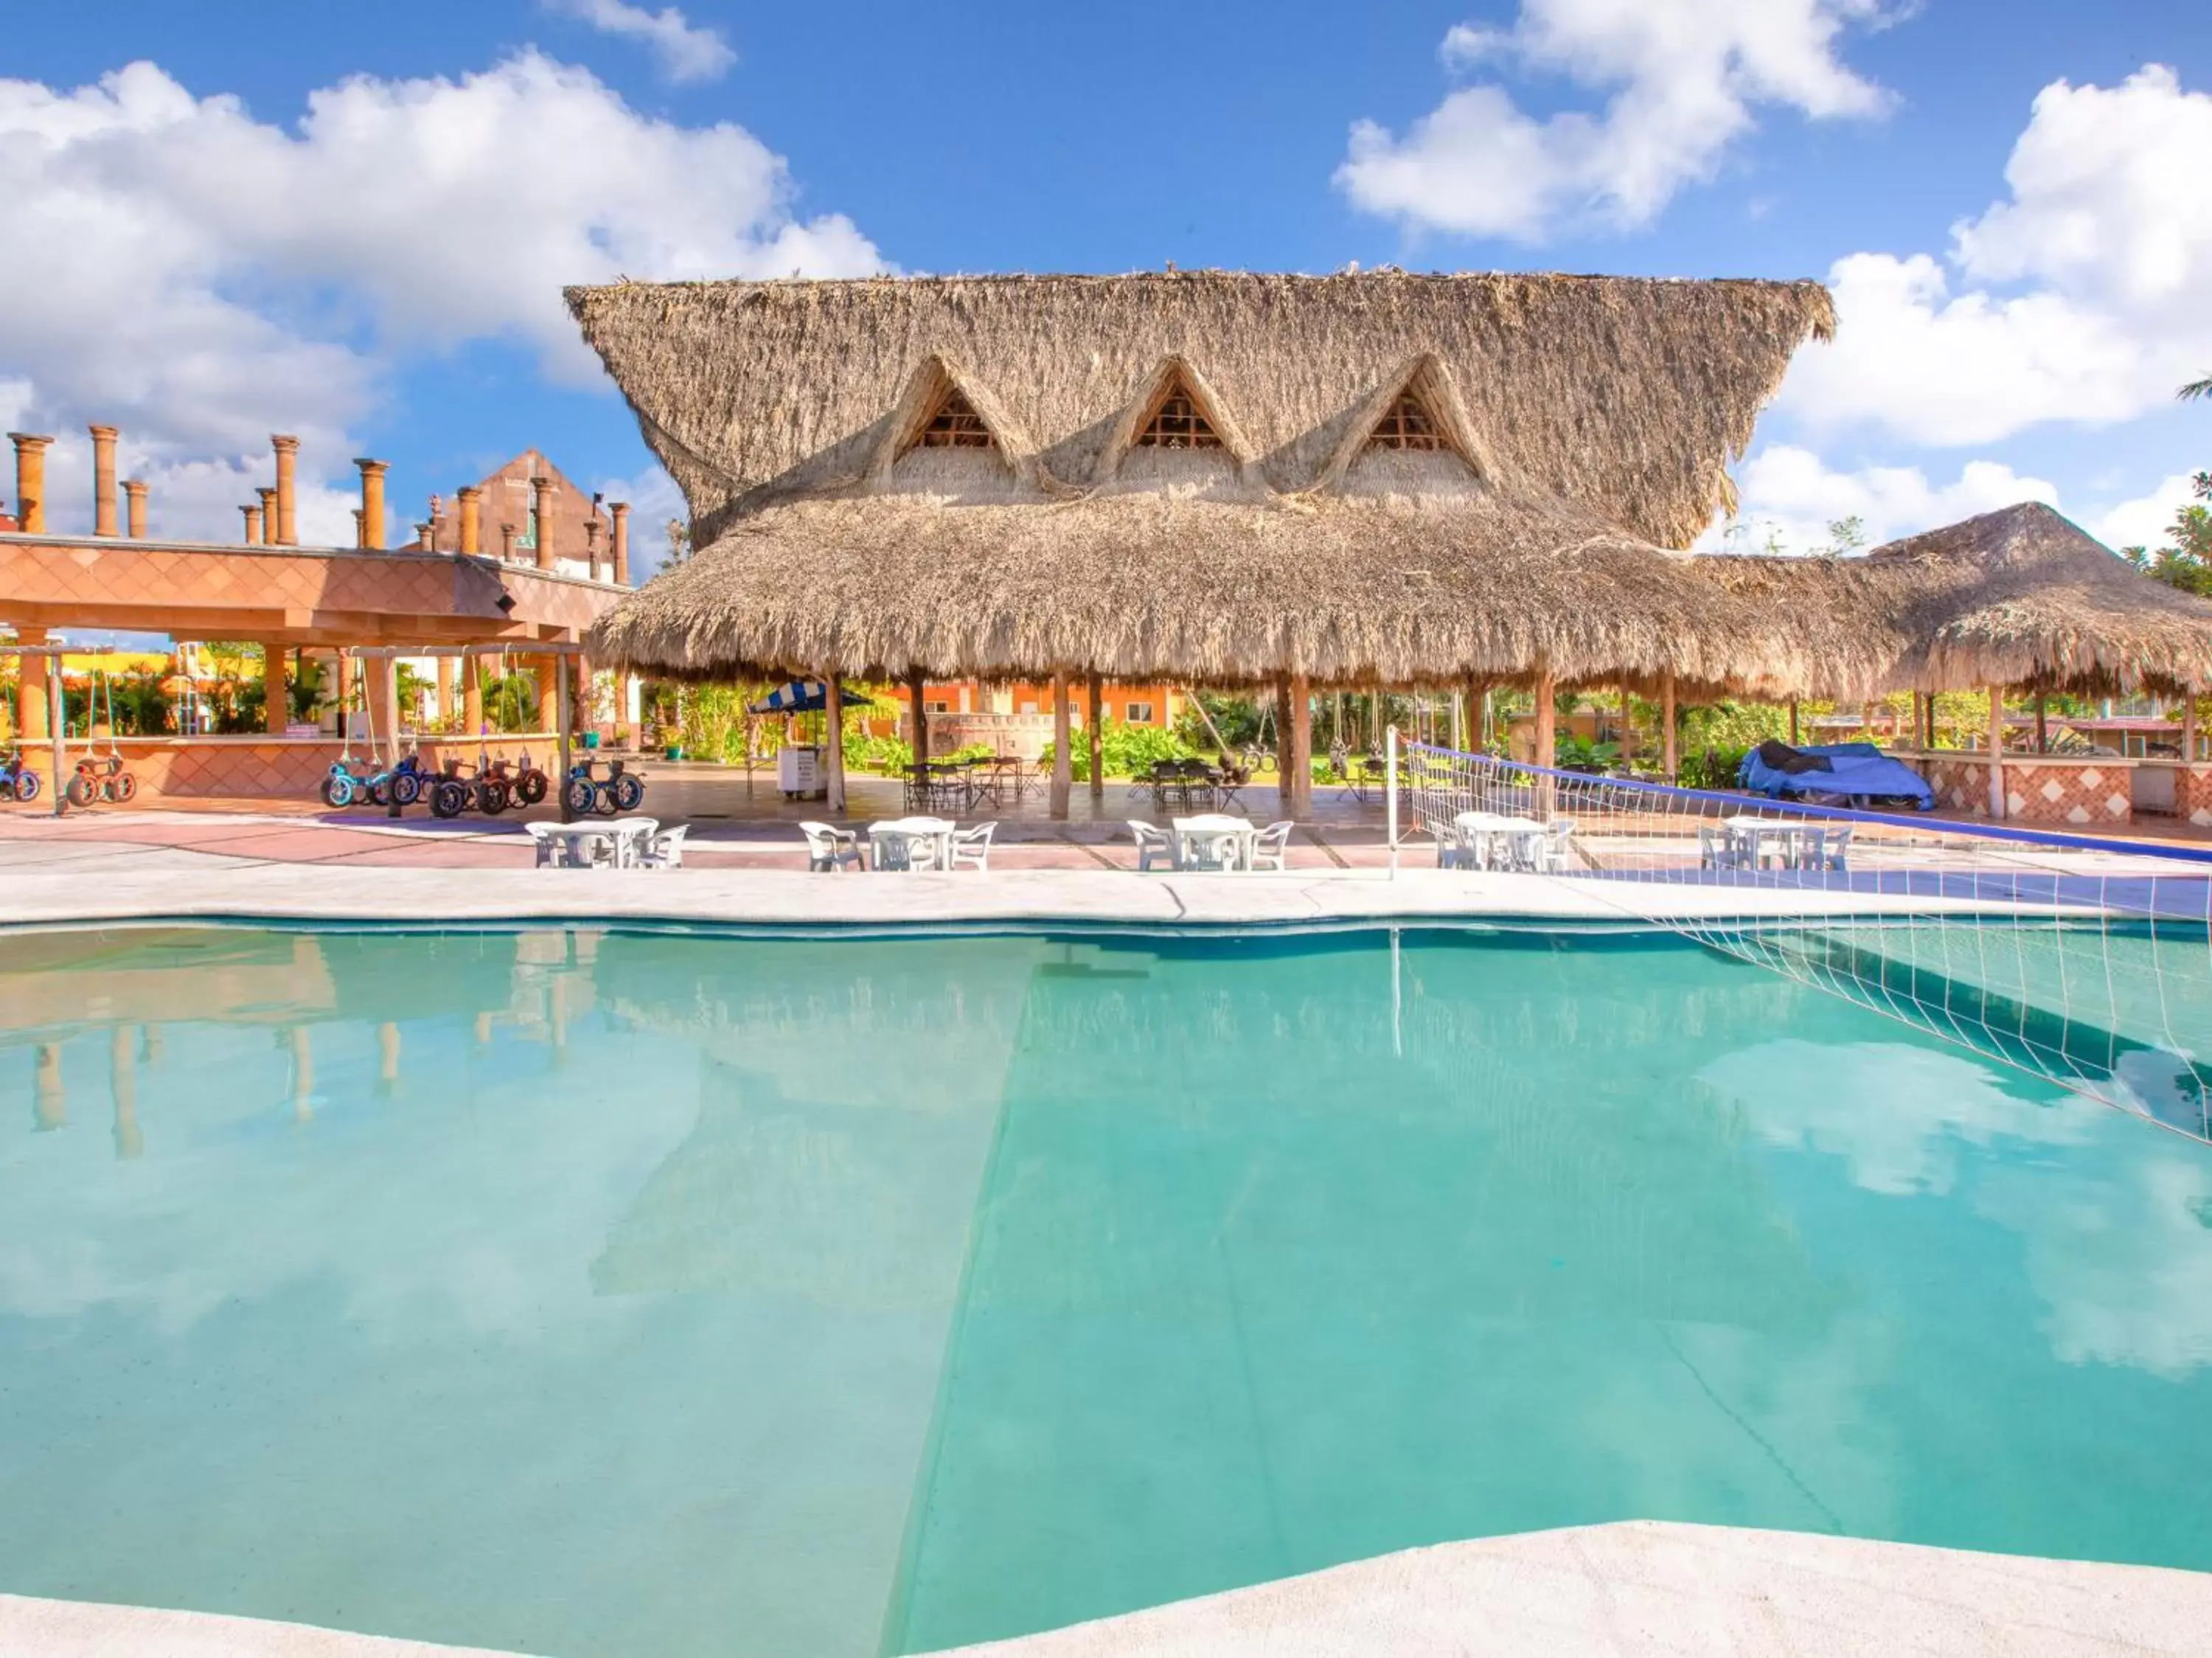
[2185,681,2199,767]
[1788,699,1800,746]
[1618,683,1633,770]
[824,674,846,816]
[1533,667,1557,818]
[908,670,928,765]
[1288,673,1312,818]
[2035,692,2048,755]
[1049,671,1071,819]
[557,653,575,822]
[1275,678,1294,792]
[1987,685,2006,819]
[1087,673,1104,801]
[1465,680,1486,752]
[1661,672,1678,781]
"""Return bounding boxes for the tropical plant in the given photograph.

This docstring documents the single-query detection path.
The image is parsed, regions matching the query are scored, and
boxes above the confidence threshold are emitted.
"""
[2123,475,2212,597]
[479,670,538,732]
[1038,718,1197,781]
[2180,375,2212,402]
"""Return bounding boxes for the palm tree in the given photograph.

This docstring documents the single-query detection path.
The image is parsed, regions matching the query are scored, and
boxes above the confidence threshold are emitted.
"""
[2183,374,2212,401]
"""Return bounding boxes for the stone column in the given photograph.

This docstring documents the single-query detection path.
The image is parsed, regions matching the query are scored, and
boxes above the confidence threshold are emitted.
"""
[1288,673,1312,818]
[535,659,559,734]
[456,485,482,555]
[257,488,279,547]
[10,432,53,533]
[262,642,288,734]
[435,656,455,730]
[13,625,49,740]
[271,434,299,545]
[123,479,148,538]
[610,502,630,586]
[355,459,388,550]
[1049,672,1072,819]
[585,518,603,582]
[88,423,119,536]
[242,504,263,544]
[499,523,517,562]
[351,508,365,549]
[414,521,434,551]
[462,651,484,734]
[530,474,555,572]
[335,652,355,735]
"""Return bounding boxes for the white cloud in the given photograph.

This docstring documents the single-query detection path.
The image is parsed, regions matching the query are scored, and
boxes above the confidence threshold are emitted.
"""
[546,0,737,83]
[1775,66,2212,448]
[1702,444,2059,555]
[1337,0,1894,240]
[2088,471,2202,555]
[588,462,689,578]
[0,54,881,537]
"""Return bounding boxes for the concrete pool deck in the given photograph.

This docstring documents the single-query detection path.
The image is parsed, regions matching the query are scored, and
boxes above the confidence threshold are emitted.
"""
[6,1522,2210,1656]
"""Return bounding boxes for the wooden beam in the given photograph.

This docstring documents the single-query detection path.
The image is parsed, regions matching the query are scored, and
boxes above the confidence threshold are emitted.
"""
[1533,667,1557,819]
[1087,673,1104,800]
[1288,674,1312,817]
[908,670,928,765]
[1660,672,1678,780]
[1986,685,2006,819]
[824,674,846,816]
[1049,671,1071,819]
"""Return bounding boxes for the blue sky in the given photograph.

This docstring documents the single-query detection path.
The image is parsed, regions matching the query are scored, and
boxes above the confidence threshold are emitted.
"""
[4,1,2209,575]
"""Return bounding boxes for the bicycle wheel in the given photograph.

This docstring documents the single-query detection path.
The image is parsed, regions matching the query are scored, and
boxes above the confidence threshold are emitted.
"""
[518,770,547,805]
[392,771,422,807]
[562,777,596,815]
[321,774,353,808]
[366,779,390,806]
[479,778,511,814]
[109,772,138,803]
[613,773,644,811]
[14,772,40,803]
[431,778,469,819]
[65,772,98,809]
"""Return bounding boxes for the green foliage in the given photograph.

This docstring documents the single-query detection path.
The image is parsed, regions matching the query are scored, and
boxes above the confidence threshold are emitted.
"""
[2124,473,2212,596]
[844,732,912,773]
[479,670,538,732]
[1676,746,1751,791]
[1681,701,1792,753]
[1185,692,1262,749]
[1038,718,1197,780]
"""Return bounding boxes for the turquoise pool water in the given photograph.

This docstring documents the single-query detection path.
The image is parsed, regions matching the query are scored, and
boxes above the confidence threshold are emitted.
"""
[1,923,2208,1657]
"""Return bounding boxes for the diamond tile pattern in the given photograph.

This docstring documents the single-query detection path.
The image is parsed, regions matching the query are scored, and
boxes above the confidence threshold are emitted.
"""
[1919,756,2135,825]
[94,736,557,802]
[0,539,622,637]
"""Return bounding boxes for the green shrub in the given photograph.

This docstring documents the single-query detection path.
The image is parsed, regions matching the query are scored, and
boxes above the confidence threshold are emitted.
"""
[1038,718,1197,781]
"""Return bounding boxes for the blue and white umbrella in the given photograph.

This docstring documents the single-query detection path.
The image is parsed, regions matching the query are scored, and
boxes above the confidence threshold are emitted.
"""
[748,679,875,715]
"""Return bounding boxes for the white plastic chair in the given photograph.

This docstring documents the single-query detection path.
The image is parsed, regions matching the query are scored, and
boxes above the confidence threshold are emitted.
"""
[1697,823,1740,870]
[1528,819,1577,873]
[801,820,864,872]
[1810,823,1852,873]
[526,822,566,868]
[1249,821,1294,872]
[1128,820,1175,872]
[643,824,688,868]
[950,822,995,870]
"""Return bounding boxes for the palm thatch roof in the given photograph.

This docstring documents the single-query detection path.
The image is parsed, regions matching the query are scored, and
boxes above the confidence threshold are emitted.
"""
[1696,503,2212,697]
[571,269,1834,685]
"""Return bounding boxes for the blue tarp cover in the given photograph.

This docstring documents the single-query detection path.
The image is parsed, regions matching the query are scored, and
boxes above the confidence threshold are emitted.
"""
[1736,740,1936,809]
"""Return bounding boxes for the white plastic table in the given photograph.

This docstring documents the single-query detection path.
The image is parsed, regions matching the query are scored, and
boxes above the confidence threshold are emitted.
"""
[1722,815,1819,870]
[1171,814,1258,871]
[868,816,956,871]
[1452,811,1548,871]
[530,816,658,869]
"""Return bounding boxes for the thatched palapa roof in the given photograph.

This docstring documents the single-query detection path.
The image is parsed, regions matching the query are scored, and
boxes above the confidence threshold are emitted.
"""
[1696,503,2212,697]
[570,270,1834,686]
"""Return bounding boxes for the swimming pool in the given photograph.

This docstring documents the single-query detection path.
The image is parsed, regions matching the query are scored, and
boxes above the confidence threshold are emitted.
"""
[1,923,2208,1657]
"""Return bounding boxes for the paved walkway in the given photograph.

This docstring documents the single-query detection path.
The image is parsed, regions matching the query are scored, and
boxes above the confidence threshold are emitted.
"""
[6,1522,2208,1657]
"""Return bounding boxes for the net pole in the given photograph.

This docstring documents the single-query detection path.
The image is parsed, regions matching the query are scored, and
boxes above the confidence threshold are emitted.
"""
[1387,724,1399,879]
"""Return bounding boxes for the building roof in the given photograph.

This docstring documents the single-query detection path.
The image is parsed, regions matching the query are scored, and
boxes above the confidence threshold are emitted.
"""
[571,269,1834,685]
[1695,503,2212,697]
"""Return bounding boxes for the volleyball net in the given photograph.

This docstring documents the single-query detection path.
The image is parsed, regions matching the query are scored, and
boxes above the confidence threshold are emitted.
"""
[1401,740,2212,1142]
